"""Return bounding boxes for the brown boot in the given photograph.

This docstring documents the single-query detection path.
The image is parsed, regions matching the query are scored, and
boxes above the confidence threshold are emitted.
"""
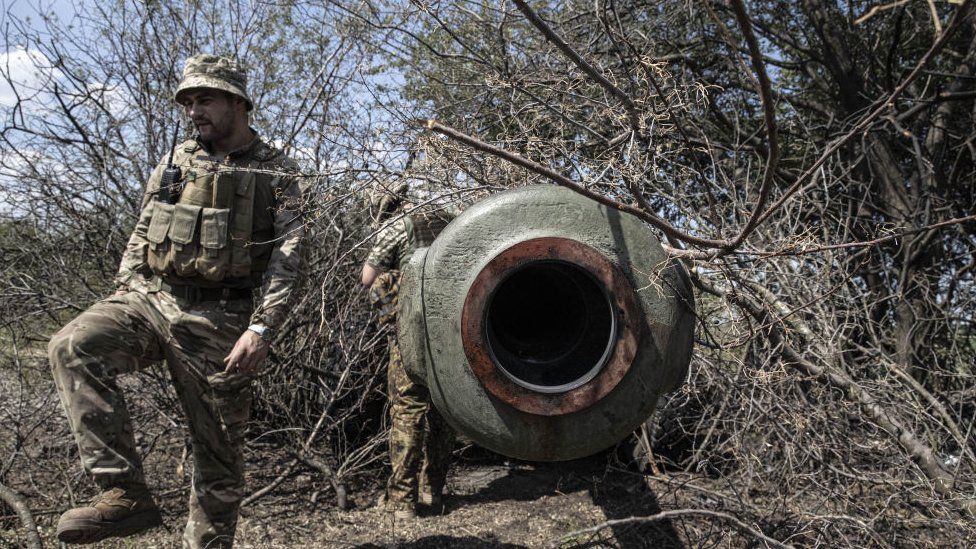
[56,486,162,544]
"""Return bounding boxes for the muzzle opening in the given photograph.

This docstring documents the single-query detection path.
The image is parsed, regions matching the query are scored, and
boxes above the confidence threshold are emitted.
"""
[485,260,617,393]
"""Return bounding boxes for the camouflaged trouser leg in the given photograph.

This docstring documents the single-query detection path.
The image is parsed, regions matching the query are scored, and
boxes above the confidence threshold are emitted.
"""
[418,403,453,499]
[170,323,252,549]
[48,289,252,549]
[385,338,454,507]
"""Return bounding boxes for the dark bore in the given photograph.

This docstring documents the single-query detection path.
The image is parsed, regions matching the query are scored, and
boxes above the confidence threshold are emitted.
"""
[485,260,617,393]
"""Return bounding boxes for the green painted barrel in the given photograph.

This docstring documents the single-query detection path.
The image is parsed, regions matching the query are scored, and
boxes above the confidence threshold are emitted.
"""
[398,185,694,461]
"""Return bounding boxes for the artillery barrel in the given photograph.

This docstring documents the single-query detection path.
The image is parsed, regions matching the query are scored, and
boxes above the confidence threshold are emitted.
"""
[398,185,694,461]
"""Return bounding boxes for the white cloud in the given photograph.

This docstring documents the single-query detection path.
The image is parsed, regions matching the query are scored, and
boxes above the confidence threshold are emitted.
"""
[0,46,51,108]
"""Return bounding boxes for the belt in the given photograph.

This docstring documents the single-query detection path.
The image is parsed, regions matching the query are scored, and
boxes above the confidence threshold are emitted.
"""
[160,281,252,303]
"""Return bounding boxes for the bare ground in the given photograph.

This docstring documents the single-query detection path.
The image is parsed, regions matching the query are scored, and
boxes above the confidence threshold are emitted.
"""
[2,447,696,548]
[239,459,686,548]
[3,355,967,548]
[0,355,696,549]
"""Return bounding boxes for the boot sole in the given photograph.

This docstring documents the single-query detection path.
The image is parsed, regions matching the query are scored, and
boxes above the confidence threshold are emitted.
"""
[57,508,163,544]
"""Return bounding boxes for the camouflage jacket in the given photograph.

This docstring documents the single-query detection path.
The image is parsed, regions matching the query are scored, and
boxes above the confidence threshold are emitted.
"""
[116,134,305,330]
[365,218,411,273]
[365,210,451,325]
[365,210,452,272]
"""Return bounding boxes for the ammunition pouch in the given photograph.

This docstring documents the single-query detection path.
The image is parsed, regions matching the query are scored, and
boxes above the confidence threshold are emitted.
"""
[145,167,257,282]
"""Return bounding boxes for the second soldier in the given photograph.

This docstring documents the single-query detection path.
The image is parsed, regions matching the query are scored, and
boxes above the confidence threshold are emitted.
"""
[361,152,456,520]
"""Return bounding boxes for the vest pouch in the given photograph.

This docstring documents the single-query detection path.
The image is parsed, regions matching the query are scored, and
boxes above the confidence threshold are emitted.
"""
[146,202,175,274]
[212,170,237,209]
[168,204,201,277]
[229,172,256,278]
[197,207,231,281]
[181,170,215,206]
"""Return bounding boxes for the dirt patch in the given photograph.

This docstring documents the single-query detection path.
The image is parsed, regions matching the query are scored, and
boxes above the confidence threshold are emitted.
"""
[0,353,687,549]
[4,355,969,548]
[3,443,689,548]
[275,459,683,548]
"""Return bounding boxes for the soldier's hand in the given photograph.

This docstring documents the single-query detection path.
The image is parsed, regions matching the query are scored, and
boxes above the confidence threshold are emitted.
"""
[223,330,269,375]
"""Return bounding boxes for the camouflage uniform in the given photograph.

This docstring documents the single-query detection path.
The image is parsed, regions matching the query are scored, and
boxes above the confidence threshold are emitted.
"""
[366,212,454,510]
[49,55,304,549]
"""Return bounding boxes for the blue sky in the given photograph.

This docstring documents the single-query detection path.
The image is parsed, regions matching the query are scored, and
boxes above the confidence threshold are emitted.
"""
[1,0,76,106]
[2,0,74,32]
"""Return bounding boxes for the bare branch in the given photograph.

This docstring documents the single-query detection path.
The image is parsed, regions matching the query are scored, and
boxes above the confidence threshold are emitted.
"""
[554,508,796,549]
[0,483,43,549]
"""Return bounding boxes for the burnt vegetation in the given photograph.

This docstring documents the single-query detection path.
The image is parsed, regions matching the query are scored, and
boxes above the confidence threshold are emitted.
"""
[2,0,976,547]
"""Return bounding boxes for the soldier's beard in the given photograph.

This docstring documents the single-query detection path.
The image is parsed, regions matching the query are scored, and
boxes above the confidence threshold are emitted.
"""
[194,105,239,149]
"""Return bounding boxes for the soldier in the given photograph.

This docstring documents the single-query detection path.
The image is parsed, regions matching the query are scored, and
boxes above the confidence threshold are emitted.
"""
[48,54,305,547]
[360,172,455,520]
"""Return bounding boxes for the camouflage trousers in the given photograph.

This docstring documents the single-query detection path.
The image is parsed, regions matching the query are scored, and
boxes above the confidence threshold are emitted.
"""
[386,337,454,507]
[48,288,253,549]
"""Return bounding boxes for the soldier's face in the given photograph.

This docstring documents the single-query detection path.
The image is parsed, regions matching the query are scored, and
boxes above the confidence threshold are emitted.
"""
[180,89,246,145]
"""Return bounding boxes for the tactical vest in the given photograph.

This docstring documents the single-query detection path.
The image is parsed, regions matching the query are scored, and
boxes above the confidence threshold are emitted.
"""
[404,210,451,257]
[143,141,277,283]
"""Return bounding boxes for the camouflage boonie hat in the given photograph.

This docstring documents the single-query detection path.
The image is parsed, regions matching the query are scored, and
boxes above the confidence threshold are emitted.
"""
[365,179,409,226]
[174,54,253,111]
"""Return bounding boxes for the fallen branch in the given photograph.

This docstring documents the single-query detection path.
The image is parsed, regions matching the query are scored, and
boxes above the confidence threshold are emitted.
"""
[241,458,299,507]
[0,482,43,549]
[244,346,358,508]
[294,452,349,510]
[554,508,795,549]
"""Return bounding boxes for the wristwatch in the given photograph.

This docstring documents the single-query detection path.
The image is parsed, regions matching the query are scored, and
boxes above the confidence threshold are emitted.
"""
[247,324,273,342]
